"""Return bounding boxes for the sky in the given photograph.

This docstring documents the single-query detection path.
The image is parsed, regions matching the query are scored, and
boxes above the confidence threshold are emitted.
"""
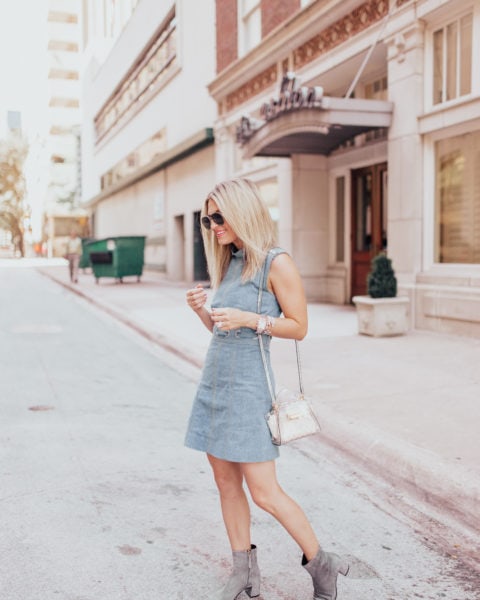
[0,0,49,135]
[0,0,50,239]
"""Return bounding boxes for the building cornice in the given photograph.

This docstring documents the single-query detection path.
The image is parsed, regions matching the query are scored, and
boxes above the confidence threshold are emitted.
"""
[208,0,382,104]
[84,128,214,208]
[418,96,480,136]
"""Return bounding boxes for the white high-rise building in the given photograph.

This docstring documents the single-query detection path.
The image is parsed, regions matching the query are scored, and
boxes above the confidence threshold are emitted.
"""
[44,0,87,256]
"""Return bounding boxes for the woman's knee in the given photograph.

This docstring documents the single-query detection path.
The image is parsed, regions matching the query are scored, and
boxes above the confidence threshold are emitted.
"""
[249,483,283,514]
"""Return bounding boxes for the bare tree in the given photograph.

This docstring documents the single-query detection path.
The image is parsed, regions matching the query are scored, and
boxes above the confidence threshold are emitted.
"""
[0,135,28,257]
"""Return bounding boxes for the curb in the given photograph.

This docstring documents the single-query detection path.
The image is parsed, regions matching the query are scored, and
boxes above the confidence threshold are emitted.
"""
[310,404,480,542]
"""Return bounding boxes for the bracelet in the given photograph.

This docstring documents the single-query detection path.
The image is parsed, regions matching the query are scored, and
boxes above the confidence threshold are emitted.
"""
[256,316,267,335]
[256,315,276,336]
[265,315,276,336]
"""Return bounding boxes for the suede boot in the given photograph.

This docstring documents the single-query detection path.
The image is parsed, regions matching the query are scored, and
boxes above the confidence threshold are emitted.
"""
[217,544,260,599]
[302,548,349,600]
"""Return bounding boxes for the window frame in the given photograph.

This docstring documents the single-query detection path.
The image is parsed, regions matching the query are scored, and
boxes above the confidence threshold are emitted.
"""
[426,8,476,112]
[433,129,480,265]
[237,0,261,57]
[423,120,480,272]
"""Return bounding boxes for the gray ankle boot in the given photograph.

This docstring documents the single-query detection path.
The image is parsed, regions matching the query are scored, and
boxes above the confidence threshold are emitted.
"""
[302,549,349,600]
[218,544,260,599]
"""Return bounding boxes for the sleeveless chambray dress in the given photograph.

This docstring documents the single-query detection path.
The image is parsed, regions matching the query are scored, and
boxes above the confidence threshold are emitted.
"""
[184,247,285,462]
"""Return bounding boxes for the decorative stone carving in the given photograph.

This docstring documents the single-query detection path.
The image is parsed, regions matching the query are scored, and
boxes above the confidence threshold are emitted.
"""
[293,0,388,71]
[226,64,278,112]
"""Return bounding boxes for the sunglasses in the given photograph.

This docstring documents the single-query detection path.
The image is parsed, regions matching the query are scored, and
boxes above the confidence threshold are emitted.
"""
[201,212,225,229]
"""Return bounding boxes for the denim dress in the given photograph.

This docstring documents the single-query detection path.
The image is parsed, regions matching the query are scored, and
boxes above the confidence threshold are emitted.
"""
[184,247,285,462]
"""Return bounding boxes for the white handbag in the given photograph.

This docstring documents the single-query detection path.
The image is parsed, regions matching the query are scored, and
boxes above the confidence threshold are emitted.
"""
[257,252,321,446]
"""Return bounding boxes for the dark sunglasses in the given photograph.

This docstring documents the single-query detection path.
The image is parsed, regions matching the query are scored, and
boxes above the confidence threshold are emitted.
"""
[201,212,225,229]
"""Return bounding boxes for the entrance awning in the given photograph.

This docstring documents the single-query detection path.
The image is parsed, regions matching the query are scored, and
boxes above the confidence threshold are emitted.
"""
[238,97,393,158]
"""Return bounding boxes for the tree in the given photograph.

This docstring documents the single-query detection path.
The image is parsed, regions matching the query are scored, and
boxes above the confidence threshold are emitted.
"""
[0,134,29,257]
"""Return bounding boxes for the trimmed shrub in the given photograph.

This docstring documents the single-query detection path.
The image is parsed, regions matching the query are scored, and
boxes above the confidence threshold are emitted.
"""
[367,253,397,298]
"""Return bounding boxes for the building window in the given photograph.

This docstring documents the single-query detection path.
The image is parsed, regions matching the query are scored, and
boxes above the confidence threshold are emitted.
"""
[47,40,79,52]
[432,13,472,105]
[49,97,80,108]
[94,11,176,142]
[48,11,78,23]
[239,0,261,56]
[365,76,388,100]
[435,130,480,264]
[335,176,345,263]
[364,75,388,142]
[48,68,79,80]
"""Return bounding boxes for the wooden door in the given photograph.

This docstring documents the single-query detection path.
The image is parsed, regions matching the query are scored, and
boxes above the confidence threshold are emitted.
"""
[351,163,388,298]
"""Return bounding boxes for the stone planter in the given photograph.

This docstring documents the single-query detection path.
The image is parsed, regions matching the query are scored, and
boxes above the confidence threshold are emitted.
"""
[352,296,410,337]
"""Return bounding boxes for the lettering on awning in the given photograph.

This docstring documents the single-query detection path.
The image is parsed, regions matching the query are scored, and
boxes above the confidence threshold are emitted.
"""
[237,72,324,145]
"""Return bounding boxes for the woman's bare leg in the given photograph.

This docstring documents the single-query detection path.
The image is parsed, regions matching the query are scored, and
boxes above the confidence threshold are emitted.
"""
[207,454,251,551]
[241,460,320,561]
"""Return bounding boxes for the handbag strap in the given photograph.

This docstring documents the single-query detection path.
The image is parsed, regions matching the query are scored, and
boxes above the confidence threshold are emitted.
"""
[257,250,304,403]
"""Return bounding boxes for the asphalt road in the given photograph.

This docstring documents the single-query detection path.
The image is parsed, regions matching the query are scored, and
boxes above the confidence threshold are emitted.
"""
[0,265,478,600]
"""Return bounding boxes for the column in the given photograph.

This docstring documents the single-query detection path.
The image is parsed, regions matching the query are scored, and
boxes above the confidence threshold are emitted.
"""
[386,21,425,290]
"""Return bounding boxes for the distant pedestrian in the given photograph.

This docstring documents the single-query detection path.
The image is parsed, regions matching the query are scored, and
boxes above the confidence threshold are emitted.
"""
[65,230,82,283]
[185,178,349,600]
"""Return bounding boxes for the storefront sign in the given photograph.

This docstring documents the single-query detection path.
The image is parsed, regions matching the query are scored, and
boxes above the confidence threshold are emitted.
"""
[260,73,324,121]
[236,72,323,145]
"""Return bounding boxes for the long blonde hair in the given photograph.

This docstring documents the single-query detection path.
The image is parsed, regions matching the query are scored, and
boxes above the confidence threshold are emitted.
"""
[201,178,277,288]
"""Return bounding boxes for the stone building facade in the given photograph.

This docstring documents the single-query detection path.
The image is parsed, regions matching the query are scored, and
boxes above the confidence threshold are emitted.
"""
[209,0,480,336]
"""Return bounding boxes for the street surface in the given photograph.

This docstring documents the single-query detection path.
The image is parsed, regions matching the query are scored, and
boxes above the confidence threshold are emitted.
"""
[0,264,478,599]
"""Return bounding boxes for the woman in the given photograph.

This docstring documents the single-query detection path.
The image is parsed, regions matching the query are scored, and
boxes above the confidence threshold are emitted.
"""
[185,178,349,600]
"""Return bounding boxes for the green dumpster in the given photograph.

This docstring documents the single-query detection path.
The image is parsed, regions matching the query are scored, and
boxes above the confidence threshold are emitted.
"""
[85,236,146,283]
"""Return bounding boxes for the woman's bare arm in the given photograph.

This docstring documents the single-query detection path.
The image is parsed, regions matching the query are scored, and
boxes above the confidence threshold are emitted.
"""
[266,253,308,340]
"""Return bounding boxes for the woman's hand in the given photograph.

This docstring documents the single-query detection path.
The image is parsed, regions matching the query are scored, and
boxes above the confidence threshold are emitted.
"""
[186,284,208,312]
[186,284,214,332]
[211,307,256,331]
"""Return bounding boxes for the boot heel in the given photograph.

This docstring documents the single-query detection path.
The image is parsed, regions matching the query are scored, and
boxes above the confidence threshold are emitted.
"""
[337,557,350,577]
[246,585,260,598]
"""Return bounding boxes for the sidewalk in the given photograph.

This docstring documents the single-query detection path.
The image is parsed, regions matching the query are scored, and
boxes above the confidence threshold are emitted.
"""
[38,261,480,544]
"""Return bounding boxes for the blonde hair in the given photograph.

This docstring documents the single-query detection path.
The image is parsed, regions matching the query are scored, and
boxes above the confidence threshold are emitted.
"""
[201,178,277,288]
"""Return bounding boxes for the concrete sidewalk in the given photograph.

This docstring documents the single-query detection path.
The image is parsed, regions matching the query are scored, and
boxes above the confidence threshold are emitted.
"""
[37,261,480,548]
